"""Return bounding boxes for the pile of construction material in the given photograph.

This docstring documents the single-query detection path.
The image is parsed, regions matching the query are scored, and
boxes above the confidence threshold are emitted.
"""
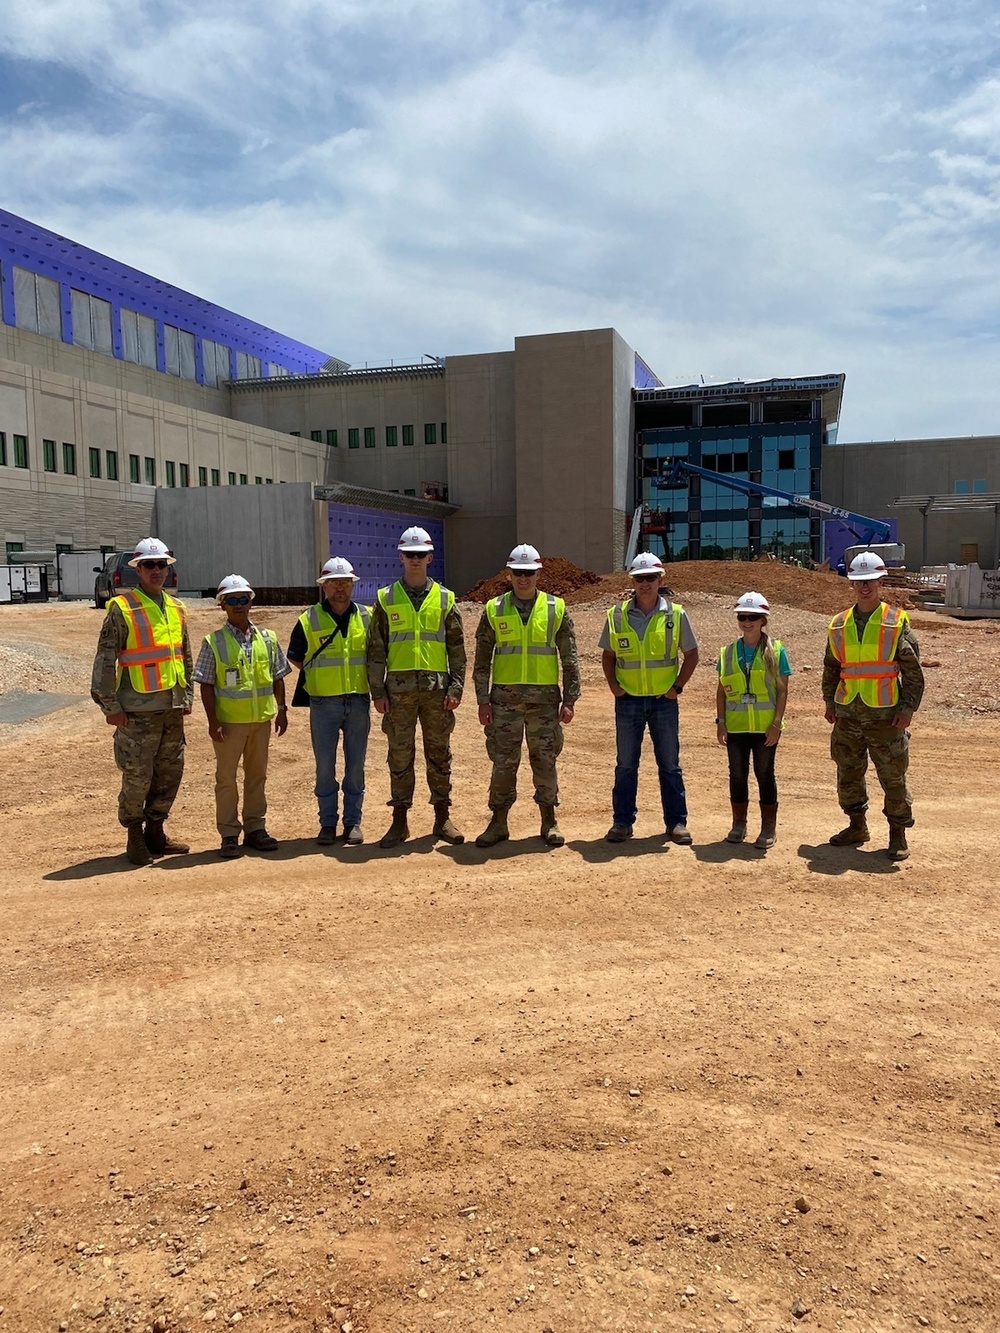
[463,558,601,602]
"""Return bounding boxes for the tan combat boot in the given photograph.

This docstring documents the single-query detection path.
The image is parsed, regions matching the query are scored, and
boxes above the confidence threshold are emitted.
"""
[539,804,564,847]
[726,802,749,844]
[126,821,153,866]
[379,808,410,849]
[433,802,465,845]
[475,810,510,848]
[754,804,778,850]
[829,812,870,846]
[887,824,910,861]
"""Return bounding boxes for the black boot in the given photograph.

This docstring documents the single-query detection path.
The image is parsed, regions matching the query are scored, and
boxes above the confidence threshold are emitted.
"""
[379,808,410,849]
[126,821,153,866]
[144,819,189,855]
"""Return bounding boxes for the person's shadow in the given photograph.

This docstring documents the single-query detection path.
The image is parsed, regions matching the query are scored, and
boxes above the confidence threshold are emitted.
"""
[567,834,674,863]
[798,842,902,876]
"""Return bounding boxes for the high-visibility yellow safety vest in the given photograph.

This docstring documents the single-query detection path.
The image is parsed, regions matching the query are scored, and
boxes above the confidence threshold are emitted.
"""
[607,599,682,696]
[297,602,371,696]
[486,591,565,686]
[828,602,907,708]
[111,588,187,693]
[377,580,454,673]
[718,638,785,733]
[208,625,279,724]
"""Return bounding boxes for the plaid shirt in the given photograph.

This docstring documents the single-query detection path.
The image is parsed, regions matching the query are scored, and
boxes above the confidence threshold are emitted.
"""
[192,621,291,686]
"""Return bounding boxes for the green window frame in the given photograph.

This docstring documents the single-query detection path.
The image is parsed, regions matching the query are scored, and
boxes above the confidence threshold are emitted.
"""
[228,471,236,485]
[310,429,323,442]
[129,454,141,483]
[403,488,416,496]
[386,425,398,447]
[62,442,76,475]
[265,477,273,484]
[289,430,301,437]
[239,473,248,485]
[88,447,101,478]
[441,421,448,444]
[402,424,414,447]
[364,427,376,448]
[424,423,437,445]
[326,429,338,447]
[106,450,118,481]
[0,432,5,466]
[165,461,176,487]
[211,468,220,486]
[198,466,208,487]
[144,456,156,486]
[179,463,190,487]
[255,476,263,484]
[348,428,359,449]
[43,439,57,473]
[13,434,29,469]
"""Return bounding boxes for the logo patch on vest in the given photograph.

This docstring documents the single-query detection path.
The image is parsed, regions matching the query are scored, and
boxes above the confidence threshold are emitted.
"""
[390,611,402,623]
[497,620,511,632]
[617,636,631,650]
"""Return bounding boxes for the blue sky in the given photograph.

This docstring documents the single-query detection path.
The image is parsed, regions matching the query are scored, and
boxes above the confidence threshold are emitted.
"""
[3,0,1000,440]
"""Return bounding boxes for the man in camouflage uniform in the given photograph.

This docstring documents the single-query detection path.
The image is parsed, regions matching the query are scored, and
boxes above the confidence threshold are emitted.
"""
[91,537,193,866]
[367,526,467,848]
[473,544,580,848]
[823,551,924,860]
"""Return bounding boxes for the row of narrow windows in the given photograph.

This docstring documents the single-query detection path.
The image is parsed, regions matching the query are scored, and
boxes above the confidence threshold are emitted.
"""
[0,433,273,485]
[306,423,447,448]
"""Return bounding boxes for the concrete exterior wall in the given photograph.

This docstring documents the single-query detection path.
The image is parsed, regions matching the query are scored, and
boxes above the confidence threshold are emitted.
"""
[513,328,633,576]
[824,436,1000,566]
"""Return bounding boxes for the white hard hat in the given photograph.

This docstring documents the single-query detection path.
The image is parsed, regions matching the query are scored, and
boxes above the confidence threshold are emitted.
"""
[127,537,176,568]
[398,526,433,553]
[848,551,888,581]
[507,543,542,571]
[628,552,665,577]
[216,574,255,603]
[318,556,359,584]
[734,591,770,614]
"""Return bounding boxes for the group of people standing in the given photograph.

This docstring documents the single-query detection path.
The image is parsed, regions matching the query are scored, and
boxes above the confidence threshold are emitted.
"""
[91,534,922,866]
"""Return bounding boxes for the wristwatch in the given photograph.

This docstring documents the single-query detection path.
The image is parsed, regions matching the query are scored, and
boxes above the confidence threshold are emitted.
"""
[714,717,723,725]
[673,684,683,695]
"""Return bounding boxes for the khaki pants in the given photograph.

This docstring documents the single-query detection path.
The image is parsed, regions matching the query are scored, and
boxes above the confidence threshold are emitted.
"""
[214,721,271,837]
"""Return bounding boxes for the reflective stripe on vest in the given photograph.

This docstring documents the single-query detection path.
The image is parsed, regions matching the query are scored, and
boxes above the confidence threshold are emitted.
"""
[298,602,371,696]
[718,638,783,733]
[486,591,564,685]
[828,603,906,708]
[208,625,278,724]
[377,580,454,673]
[607,599,682,696]
[111,589,186,693]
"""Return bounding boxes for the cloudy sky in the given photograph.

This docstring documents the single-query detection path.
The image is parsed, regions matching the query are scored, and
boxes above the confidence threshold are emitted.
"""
[2,0,1000,441]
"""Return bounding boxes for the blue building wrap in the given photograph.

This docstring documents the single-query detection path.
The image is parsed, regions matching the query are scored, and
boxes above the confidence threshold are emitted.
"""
[327,505,446,606]
[0,208,334,380]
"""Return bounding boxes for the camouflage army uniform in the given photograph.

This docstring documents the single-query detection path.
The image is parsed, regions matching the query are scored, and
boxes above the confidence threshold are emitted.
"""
[367,585,466,808]
[473,598,580,810]
[91,599,194,827]
[822,609,924,826]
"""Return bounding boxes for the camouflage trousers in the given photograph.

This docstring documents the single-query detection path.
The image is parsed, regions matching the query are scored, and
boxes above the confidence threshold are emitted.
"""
[485,686,563,810]
[113,709,186,827]
[831,710,913,826]
[382,688,455,808]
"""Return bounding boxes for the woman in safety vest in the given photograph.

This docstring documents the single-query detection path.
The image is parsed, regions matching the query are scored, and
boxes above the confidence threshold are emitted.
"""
[715,591,791,850]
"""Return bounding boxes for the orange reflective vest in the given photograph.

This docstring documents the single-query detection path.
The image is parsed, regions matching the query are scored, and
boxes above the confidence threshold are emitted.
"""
[111,589,187,693]
[828,602,906,708]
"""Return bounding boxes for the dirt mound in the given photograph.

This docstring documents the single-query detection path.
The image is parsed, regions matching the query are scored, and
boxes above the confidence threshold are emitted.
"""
[463,557,601,602]
[566,559,916,614]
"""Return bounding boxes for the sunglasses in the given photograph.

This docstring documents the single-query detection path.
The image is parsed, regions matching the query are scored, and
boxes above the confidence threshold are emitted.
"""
[402,551,431,559]
[737,613,763,622]
[140,559,169,570]
[223,595,252,607]
[633,573,660,583]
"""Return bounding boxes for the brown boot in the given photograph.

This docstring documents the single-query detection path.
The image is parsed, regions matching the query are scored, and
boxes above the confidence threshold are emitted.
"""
[829,812,870,846]
[433,802,465,845]
[144,819,189,855]
[475,810,510,848]
[887,824,910,861]
[379,808,410,849]
[726,802,749,844]
[754,804,778,850]
[126,821,153,866]
[539,804,564,847]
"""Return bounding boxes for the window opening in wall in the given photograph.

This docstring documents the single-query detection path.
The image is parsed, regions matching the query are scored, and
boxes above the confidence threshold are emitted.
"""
[236,351,262,380]
[71,289,113,355]
[386,425,398,447]
[348,429,359,449]
[144,456,156,486]
[6,541,24,559]
[289,431,301,437]
[179,463,190,487]
[239,473,248,485]
[13,434,28,468]
[228,471,236,485]
[165,461,176,487]
[211,468,220,486]
[255,476,263,484]
[402,424,414,446]
[0,432,6,466]
[164,324,196,380]
[974,479,987,494]
[43,439,57,473]
[265,477,273,484]
[121,308,158,368]
[441,421,447,444]
[129,454,141,483]
[424,423,437,445]
[310,430,323,442]
[13,267,61,339]
[198,466,208,487]
[62,442,76,475]
[89,447,101,478]
[106,450,118,481]
[403,488,416,496]
[326,429,337,447]
[202,338,231,387]
[364,427,376,448]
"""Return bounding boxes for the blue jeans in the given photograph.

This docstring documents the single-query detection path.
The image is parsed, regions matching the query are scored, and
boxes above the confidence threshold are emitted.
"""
[309,693,371,828]
[612,694,687,830]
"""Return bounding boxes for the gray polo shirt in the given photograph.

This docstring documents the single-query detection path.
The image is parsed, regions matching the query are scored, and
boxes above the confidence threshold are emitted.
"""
[598,595,698,653]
